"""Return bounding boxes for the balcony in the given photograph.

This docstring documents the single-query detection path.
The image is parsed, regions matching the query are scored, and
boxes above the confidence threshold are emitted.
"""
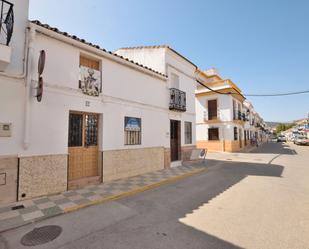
[169,88,186,112]
[0,0,14,71]
[234,110,241,120]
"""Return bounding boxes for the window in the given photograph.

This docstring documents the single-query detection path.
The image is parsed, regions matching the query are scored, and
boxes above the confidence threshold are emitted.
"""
[68,113,83,147]
[85,114,98,146]
[80,55,100,70]
[208,128,219,140]
[79,55,101,96]
[234,127,238,140]
[171,73,179,89]
[185,122,192,144]
[208,99,218,120]
[68,113,99,147]
[233,100,236,119]
[124,117,141,145]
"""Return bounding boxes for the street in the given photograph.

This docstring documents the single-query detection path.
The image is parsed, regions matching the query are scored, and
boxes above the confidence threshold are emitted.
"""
[1,142,309,249]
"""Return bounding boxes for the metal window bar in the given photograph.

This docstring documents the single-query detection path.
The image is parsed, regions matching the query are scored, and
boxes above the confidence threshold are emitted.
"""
[125,130,141,145]
[0,0,14,46]
[169,88,186,112]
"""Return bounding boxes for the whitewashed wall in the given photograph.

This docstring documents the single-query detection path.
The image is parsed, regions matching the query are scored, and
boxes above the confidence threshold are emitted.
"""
[115,46,197,147]
[0,78,25,155]
[3,0,29,74]
[22,32,173,156]
[115,48,166,75]
[0,0,29,155]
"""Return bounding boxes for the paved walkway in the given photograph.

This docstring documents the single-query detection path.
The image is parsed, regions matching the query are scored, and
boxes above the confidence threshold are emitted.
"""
[0,164,206,233]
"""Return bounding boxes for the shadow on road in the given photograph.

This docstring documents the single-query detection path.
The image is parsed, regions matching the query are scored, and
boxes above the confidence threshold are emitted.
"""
[107,160,284,249]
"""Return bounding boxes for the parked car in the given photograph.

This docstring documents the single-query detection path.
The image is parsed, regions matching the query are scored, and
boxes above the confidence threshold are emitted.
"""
[277,135,287,142]
[294,136,309,146]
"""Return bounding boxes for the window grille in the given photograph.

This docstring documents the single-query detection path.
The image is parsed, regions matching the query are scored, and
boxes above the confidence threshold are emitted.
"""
[185,122,192,144]
[208,128,219,141]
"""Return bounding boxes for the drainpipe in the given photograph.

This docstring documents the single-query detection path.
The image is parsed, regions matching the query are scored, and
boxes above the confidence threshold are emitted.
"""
[23,27,35,150]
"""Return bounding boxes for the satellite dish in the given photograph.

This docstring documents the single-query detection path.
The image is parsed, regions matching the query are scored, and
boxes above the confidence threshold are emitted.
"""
[37,50,46,102]
[38,50,46,75]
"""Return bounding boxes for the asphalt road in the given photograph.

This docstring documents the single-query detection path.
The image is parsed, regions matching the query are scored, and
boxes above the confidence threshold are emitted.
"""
[1,142,308,249]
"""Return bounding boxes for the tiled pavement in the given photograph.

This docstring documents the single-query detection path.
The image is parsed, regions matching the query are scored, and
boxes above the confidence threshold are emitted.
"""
[0,164,206,232]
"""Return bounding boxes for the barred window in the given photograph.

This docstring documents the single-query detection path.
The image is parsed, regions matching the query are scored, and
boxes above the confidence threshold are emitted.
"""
[185,122,192,144]
[208,128,219,141]
[124,117,141,145]
[234,127,238,140]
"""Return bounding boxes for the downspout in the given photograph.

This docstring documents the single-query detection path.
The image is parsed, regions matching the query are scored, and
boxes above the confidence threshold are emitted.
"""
[23,27,35,149]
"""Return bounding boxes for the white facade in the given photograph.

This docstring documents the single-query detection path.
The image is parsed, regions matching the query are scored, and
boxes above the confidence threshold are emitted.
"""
[195,71,267,152]
[0,2,197,204]
[115,46,197,148]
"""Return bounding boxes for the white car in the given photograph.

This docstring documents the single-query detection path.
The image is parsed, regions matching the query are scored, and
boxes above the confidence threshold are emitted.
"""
[294,136,309,146]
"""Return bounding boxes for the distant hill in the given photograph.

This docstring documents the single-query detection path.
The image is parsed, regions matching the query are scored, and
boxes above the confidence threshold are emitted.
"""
[265,122,284,128]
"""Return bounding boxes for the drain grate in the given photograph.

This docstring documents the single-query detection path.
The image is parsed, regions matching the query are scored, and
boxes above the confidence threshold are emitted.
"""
[11,205,24,210]
[20,225,62,246]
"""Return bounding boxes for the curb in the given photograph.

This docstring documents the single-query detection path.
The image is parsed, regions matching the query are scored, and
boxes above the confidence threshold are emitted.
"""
[0,167,206,234]
[64,168,207,213]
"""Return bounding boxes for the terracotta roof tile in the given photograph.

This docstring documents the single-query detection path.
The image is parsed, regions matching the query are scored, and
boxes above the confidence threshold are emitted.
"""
[31,20,167,78]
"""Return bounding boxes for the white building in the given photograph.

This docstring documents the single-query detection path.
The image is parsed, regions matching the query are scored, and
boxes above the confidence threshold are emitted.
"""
[195,69,266,152]
[0,1,197,204]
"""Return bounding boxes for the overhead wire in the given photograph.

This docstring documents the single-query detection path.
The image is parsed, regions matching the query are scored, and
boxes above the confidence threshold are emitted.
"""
[196,79,309,97]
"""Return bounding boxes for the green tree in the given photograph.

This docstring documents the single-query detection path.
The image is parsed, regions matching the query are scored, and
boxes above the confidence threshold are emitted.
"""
[276,123,295,134]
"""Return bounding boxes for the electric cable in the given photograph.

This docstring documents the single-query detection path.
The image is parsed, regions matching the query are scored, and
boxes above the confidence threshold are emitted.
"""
[196,79,309,97]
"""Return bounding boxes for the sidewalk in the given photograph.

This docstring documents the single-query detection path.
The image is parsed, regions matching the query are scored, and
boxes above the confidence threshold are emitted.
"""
[0,164,206,233]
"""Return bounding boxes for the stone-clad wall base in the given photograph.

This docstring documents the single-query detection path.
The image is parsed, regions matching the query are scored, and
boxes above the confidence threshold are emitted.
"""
[197,140,224,152]
[103,147,164,182]
[19,154,67,201]
[181,146,196,161]
[224,140,238,152]
[197,140,247,152]
[0,156,18,204]
[164,148,171,169]
[224,140,245,152]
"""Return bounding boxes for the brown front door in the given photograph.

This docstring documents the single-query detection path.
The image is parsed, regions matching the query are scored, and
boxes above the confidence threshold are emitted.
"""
[68,112,99,182]
[170,120,181,162]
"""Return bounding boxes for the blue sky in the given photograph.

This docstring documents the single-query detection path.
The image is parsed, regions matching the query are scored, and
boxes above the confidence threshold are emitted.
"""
[29,0,309,122]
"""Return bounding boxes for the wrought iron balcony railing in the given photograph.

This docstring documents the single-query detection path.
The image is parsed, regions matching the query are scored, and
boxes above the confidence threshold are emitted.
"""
[0,0,14,46]
[169,88,186,112]
[237,110,242,120]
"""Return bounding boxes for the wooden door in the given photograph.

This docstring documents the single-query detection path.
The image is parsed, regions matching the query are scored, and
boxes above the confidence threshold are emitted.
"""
[170,120,181,162]
[68,112,99,181]
[239,128,242,148]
